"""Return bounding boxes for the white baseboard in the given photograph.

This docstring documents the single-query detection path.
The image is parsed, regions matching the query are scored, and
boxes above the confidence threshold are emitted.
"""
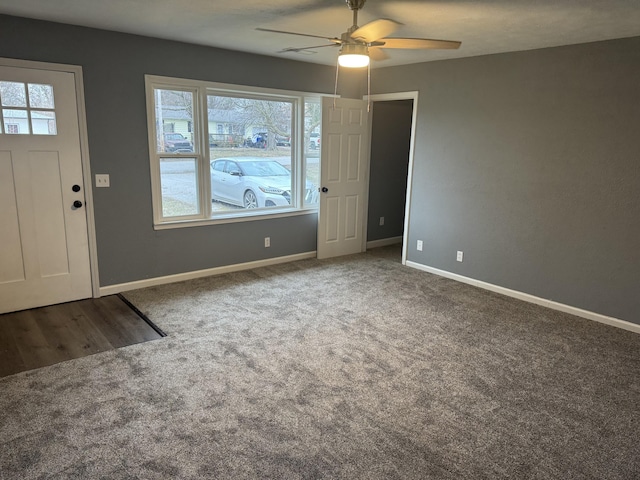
[100,251,317,296]
[406,261,640,334]
[367,236,403,249]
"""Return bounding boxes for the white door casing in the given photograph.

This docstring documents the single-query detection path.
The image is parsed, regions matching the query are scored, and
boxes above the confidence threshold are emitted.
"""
[317,97,369,260]
[0,64,92,314]
[367,91,419,265]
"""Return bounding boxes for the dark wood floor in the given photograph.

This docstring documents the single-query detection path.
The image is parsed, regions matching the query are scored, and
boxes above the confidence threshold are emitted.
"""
[0,295,164,378]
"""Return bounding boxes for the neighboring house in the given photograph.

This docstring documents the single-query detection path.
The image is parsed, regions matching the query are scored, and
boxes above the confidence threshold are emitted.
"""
[157,106,268,147]
[2,109,57,135]
[156,107,192,139]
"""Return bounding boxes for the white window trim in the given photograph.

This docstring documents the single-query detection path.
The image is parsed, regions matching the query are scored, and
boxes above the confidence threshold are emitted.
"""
[145,75,323,229]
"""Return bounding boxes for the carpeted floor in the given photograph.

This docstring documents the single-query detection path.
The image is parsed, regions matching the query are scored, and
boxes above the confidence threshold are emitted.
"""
[1,246,639,479]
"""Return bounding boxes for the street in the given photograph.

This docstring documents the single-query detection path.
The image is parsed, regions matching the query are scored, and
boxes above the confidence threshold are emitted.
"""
[160,152,319,216]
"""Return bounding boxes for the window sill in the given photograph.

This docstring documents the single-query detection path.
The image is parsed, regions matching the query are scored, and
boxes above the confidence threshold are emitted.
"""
[154,207,318,230]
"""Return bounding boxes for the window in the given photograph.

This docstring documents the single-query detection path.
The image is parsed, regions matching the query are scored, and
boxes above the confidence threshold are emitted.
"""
[146,76,321,227]
[0,81,57,135]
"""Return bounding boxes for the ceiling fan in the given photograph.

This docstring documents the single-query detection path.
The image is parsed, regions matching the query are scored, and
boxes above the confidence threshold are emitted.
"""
[257,0,461,68]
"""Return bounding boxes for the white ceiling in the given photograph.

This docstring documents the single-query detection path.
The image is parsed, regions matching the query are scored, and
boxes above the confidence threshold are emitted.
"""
[1,0,639,68]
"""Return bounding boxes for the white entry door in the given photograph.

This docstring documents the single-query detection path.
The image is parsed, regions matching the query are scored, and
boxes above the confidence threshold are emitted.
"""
[317,97,369,259]
[0,65,92,314]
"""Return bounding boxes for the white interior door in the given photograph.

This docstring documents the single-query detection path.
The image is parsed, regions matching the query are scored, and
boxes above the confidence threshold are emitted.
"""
[317,97,369,259]
[0,65,92,314]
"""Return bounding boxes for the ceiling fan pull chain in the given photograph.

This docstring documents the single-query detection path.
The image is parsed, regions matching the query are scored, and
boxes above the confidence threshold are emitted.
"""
[367,60,371,112]
[333,57,340,109]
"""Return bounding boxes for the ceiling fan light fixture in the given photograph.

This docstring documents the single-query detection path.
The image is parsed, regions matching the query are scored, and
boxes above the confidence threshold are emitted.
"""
[338,43,370,68]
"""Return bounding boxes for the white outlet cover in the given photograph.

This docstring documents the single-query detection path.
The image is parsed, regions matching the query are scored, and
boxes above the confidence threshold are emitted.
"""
[95,174,110,187]
[457,251,464,262]
[417,240,423,251]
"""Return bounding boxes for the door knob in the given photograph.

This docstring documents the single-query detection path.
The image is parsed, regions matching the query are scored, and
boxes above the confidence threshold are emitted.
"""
[73,200,83,208]
[321,187,329,193]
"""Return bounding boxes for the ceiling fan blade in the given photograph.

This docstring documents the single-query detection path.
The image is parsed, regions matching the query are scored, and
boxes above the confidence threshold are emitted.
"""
[369,47,389,61]
[351,19,400,43]
[280,44,340,53]
[256,27,341,44]
[379,38,461,50]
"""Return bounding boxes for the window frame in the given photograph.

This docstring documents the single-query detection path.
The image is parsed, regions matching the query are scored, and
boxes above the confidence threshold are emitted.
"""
[145,75,321,229]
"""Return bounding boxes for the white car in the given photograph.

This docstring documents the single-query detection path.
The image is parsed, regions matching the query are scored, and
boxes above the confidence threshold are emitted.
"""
[309,132,320,150]
[211,158,317,208]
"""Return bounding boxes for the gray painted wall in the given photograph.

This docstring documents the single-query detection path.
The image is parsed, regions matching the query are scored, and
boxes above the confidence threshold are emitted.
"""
[0,15,365,286]
[2,14,638,324]
[367,100,412,242]
[372,37,640,324]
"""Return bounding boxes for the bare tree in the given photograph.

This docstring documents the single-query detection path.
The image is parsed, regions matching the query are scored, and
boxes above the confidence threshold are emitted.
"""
[305,101,321,142]
[213,96,292,150]
[0,81,55,108]
[0,81,28,107]
[27,83,55,108]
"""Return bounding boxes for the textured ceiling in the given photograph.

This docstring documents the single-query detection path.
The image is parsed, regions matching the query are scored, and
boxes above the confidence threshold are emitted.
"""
[1,0,639,67]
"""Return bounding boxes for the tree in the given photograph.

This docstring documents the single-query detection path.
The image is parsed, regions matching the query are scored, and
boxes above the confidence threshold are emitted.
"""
[304,101,321,143]
[209,95,292,150]
[0,81,55,108]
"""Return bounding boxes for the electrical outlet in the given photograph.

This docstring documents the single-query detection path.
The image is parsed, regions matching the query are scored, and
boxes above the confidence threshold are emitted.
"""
[95,174,110,187]
[457,251,464,262]
[264,237,270,248]
[379,216,385,226]
[417,240,423,251]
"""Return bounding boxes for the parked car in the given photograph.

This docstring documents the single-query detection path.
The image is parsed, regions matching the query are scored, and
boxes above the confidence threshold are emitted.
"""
[309,132,320,150]
[249,132,267,148]
[275,135,291,147]
[210,157,317,208]
[163,133,193,153]
[244,133,291,148]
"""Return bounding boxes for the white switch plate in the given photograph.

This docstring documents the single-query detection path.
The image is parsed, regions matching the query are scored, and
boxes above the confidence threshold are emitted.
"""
[457,251,464,262]
[95,174,110,187]
[417,240,423,251]
[264,237,270,248]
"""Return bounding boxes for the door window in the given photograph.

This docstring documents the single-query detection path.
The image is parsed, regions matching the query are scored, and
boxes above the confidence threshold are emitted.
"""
[0,81,57,135]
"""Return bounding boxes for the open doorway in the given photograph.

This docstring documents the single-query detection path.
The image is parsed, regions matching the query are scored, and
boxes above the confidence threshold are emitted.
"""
[366,93,417,264]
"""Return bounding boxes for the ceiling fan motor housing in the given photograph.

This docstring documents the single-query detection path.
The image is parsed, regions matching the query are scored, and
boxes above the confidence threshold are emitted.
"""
[340,43,369,56]
[346,0,367,11]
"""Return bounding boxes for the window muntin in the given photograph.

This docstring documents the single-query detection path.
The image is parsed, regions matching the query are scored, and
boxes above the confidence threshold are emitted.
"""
[0,81,57,135]
[147,76,321,227]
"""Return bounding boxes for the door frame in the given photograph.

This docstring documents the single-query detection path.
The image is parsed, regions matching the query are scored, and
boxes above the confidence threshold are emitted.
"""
[365,91,419,266]
[0,57,99,298]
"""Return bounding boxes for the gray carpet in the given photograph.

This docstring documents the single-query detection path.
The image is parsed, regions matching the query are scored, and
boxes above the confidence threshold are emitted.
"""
[1,246,639,479]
